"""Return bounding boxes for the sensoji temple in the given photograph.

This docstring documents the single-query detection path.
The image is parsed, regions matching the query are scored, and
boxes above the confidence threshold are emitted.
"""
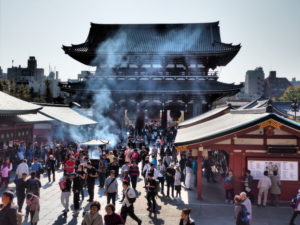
[61,22,242,126]
[0,91,97,159]
[175,99,300,201]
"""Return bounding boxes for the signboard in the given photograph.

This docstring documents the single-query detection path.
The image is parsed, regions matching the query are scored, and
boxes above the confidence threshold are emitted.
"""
[247,160,298,181]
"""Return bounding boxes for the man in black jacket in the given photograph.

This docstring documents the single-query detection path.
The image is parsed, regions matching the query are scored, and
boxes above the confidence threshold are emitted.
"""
[46,155,56,182]
[86,162,97,202]
[14,173,27,212]
[72,173,81,211]
[166,164,176,198]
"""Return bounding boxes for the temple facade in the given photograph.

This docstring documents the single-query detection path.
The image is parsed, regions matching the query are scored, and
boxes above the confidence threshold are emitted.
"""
[61,22,242,127]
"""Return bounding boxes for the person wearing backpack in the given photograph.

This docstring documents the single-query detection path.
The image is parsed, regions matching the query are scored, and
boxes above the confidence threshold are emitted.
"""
[289,189,300,225]
[26,172,41,197]
[104,170,118,206]
[120,180,142,225]
[234,195,250,225]
[240,192,252,223]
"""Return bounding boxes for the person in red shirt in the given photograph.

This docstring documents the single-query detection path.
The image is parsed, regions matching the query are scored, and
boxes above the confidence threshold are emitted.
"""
[64,155,75,174]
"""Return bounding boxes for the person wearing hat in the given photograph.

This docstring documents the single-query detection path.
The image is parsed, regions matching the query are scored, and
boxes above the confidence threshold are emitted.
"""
[240,192,252,222]
[26,193,40,225]
[46,155,56,183]
[0,191,18,225]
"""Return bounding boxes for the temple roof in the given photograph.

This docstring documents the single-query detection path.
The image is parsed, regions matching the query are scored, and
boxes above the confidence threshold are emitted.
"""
[63,22,240,66]
[39,106,97,126]
[0,91,42,116]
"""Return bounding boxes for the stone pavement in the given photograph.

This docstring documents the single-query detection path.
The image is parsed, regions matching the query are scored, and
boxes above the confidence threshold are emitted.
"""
[1,170,297,225]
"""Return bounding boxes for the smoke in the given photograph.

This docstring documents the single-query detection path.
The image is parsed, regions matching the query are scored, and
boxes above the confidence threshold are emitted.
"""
[67,24,208,146]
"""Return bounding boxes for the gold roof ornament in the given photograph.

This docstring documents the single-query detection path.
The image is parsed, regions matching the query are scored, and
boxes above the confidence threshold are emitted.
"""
[259,119,282,129]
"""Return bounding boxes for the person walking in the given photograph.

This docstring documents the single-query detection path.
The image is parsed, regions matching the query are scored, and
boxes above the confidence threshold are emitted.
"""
[26,193,40,225]
[86,162,97,202]
[179,154,187,183]
[257,171,271,207]
[129,161,139,191]
[104,170,118,206]
[72,172,81,212]
[145,173,158,213]
[240,192,252,223]
[234,195,250,225]
[289,189,300,225]
[166,164,176,198]
[77,164,86,201]
[179,208,195,225]
[14,173,28,212]
[175,167,182,199]
[16,160,29,179]
[26,172,41,197]
[0,191,18,225]
[31,159,43,180]
[0,162,10,188]
[98,156,107,188]
[120,181,142,225]
[82,201,103,225]
[157,159,166,195]
[104,204,124,225]
[270,170,281,207]
[224,170,235,204]
[59,174,72,214]
[46,155,56,182]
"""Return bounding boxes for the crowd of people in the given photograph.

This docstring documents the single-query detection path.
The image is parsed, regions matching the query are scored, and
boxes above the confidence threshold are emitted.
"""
[0,123,197,225]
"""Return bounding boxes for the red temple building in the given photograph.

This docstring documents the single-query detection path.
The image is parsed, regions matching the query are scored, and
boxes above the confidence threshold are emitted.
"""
[61,22,242,126]
[175,99,300,201]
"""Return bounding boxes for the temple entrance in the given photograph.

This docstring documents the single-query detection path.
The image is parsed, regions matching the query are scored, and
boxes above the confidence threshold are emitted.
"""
[201,150,230,203]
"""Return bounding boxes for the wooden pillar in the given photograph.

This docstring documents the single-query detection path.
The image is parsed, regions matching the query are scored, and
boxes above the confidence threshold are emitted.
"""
[197,149,203,200]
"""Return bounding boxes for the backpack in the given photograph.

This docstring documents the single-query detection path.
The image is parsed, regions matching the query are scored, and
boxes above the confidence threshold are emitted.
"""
[59,180,66,190]
[238,205,249,223]
[27,179,39,192]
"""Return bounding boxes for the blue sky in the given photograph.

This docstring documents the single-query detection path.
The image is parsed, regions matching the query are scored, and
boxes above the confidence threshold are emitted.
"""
[0,0,299,83]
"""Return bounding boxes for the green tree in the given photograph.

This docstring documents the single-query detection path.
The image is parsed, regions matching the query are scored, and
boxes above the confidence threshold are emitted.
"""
[279,86,300,102]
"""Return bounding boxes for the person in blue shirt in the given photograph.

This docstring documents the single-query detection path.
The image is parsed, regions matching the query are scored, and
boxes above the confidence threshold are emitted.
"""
[31,158,43,179]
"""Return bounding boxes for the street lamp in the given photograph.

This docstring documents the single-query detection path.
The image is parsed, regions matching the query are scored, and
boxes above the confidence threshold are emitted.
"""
[291,98,299,120]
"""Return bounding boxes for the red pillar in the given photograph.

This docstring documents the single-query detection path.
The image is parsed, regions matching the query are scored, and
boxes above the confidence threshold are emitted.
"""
[229,151,245,195]
[197,151,203,200]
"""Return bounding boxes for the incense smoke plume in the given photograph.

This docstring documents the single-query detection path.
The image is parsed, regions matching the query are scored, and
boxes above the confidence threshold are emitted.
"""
[68,25,206,146]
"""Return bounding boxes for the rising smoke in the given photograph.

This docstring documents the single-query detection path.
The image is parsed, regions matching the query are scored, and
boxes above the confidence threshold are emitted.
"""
[68,24,206,147]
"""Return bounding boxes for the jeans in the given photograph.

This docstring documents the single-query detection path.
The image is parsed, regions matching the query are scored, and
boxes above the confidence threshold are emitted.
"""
[98,172,106,187]
[166,179,174,197]
[146,191,157,210]
[121,205,141,223]
[47,168,55,182]
[17,194,25,212]
[107,192,117,205]
[225,189,234,201]
[87,182,95,201]
[61,192,70,210]
[130,175,138,190]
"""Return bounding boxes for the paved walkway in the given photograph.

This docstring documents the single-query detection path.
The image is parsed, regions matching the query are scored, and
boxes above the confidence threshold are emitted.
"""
[0,170,297,225]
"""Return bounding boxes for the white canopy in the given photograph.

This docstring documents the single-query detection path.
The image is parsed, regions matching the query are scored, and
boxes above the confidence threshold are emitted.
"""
[80,139,109,146]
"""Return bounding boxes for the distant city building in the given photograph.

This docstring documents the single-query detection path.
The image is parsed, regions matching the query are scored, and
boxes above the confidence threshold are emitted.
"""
[0,67,6,80]
[244,67,265,97]
[291,77,300,86]
[6,56,61,98]
[264,71,291,98]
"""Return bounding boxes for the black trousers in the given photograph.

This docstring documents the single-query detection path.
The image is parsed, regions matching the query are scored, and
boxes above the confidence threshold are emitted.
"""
[47,168,55,182]
[121,205,141,223]
[290,211,300,224]
[17,194,25,212]
[131,175,138,190]
[158,177,165,194]
[98,172,106,187]
[146,191,157,210]
[30,210,37,225]
[166,179,174,197]
[73,191,80,210]
[87,182,95,201]
[107,192,116,205]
